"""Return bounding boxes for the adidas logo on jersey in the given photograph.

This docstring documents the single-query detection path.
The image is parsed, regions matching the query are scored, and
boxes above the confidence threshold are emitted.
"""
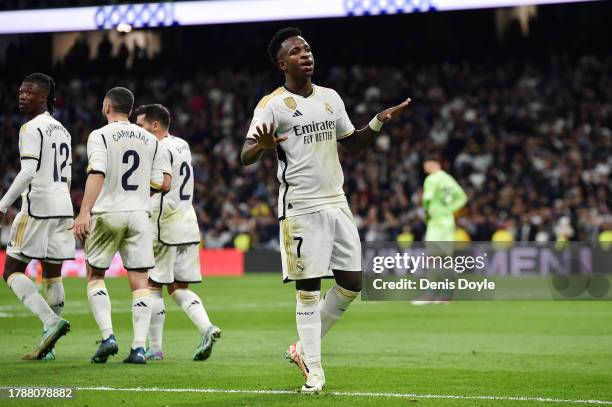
[292,110,303,117]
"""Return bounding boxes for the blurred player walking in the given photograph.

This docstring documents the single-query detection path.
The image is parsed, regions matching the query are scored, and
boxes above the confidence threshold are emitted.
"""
[411,151,468,305]
[422,151,467,242]
[135,104,221,362]
[241,27,410,393]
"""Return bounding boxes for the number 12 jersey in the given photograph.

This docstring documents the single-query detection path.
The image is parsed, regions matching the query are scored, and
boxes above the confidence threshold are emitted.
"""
[18,111,73,218]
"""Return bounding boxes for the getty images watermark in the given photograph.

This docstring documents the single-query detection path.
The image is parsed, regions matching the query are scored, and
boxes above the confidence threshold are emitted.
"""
[361,242,612,301]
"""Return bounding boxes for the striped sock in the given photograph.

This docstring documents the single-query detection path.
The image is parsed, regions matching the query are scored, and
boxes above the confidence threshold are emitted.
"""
[87,279,113,339]
[319,285,359,337]
[296,290,321,366]
[148,287,165,353]
[132,288,152,349]
[8,272,59,330]
[45,277,65,317]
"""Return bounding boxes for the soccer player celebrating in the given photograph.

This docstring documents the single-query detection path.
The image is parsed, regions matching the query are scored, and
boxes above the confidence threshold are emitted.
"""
[422,151,467,242]
[135,104,221,362]
[0,73,73,360]
[73,88,171,364]
[240,27,411,393]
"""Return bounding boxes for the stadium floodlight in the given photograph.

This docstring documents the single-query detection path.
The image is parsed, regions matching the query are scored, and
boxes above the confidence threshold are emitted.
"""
[0,0,601,34]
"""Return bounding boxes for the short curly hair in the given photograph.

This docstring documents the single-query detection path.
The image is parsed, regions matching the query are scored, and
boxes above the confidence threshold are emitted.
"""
[23,73,56,114]
[267,27,302,65]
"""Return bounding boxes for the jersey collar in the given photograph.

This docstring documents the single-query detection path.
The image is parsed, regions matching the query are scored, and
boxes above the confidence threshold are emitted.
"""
[283,84,316,98]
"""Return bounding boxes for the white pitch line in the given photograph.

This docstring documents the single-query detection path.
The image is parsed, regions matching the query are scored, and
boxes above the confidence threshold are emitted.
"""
[75,386,612,405]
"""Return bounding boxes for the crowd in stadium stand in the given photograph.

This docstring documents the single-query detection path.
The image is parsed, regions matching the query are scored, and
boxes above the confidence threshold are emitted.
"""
[0,49,610,247]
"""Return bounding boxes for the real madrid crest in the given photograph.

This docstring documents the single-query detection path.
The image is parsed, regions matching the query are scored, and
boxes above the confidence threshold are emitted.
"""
[284,96,297,110]
[324,102,334,115]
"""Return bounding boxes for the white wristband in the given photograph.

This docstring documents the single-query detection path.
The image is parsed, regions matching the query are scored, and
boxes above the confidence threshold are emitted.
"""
[368,116,384,132]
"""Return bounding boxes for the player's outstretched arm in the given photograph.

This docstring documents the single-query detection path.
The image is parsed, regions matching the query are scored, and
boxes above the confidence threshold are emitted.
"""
[339,98,411,155]
[72,173,104,241]
[240,123,287,166]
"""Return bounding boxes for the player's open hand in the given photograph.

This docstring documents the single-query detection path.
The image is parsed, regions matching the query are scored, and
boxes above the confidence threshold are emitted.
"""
[72,212,91,241]
[376,98,412,123]
[252,123,287,149]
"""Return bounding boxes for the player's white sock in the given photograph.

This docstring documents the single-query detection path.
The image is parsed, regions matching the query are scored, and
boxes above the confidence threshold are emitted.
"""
[45,277,65,317]
[87,279,113,339]
[171,289,211,334]
[7,272,59,330]
[320,285,359,337]
[132,288,152,350]
[148,287,165,353]
[296,290,321,366]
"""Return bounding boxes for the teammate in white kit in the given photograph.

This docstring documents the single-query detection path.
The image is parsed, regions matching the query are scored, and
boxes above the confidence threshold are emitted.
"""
[0,73,73,360]
[240,27,411,393]
[72,87,171,364]
[134,104,221,362]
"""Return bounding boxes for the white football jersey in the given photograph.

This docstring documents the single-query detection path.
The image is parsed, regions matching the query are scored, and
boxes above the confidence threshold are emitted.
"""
[246,85,355,219]
[19,112,73,218]
[87,121,171,214]
[151,135,200,245]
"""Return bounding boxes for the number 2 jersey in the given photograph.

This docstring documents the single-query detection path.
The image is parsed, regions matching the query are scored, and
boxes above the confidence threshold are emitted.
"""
[18,111,73,218]
[87,121,171,214]
[150,135,200,245]
[246,85,355,219]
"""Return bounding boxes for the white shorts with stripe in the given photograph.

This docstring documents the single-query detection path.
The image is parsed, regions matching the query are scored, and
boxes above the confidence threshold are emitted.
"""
[279,207,361,283]
[149,240,202,285]
[7,211,75,264]
[85,211,154,270]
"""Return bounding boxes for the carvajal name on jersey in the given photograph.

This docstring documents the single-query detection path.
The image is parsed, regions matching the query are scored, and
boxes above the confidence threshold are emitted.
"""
[45,123,70,138]
[294,120,336,144]
[112,130,150,144]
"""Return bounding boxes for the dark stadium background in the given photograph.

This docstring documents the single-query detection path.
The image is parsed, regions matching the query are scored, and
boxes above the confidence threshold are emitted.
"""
[0,1,610,255]
[0,3,611,406]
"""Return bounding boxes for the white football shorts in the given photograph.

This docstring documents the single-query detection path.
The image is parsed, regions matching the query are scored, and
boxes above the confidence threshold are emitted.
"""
[7,211,75,264]
[149,240,202,285]
[279,207,361,283]
[85,211,154,270]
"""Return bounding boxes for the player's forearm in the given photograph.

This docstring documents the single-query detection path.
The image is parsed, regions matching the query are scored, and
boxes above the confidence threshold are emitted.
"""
[240,140,265,166]
[0,160,37,213]
[79,174,104,215]
[448,189,468,213]
[339,126,378,155]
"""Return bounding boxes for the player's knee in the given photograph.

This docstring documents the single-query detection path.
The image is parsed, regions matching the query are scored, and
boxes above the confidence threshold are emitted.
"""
[339,280,362,293]
[337,276,362,293]
[167,282,187,295]
[3,268,14,283]
[3,256,26,282]
[334,270,362,293]
[149,278,163,289]
[295,278,321,292]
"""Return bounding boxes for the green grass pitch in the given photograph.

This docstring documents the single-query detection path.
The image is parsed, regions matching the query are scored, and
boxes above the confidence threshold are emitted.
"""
[0,274,611,406]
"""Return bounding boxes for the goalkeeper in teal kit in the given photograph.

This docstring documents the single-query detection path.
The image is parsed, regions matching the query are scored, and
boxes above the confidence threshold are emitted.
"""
[422,153,467,241]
